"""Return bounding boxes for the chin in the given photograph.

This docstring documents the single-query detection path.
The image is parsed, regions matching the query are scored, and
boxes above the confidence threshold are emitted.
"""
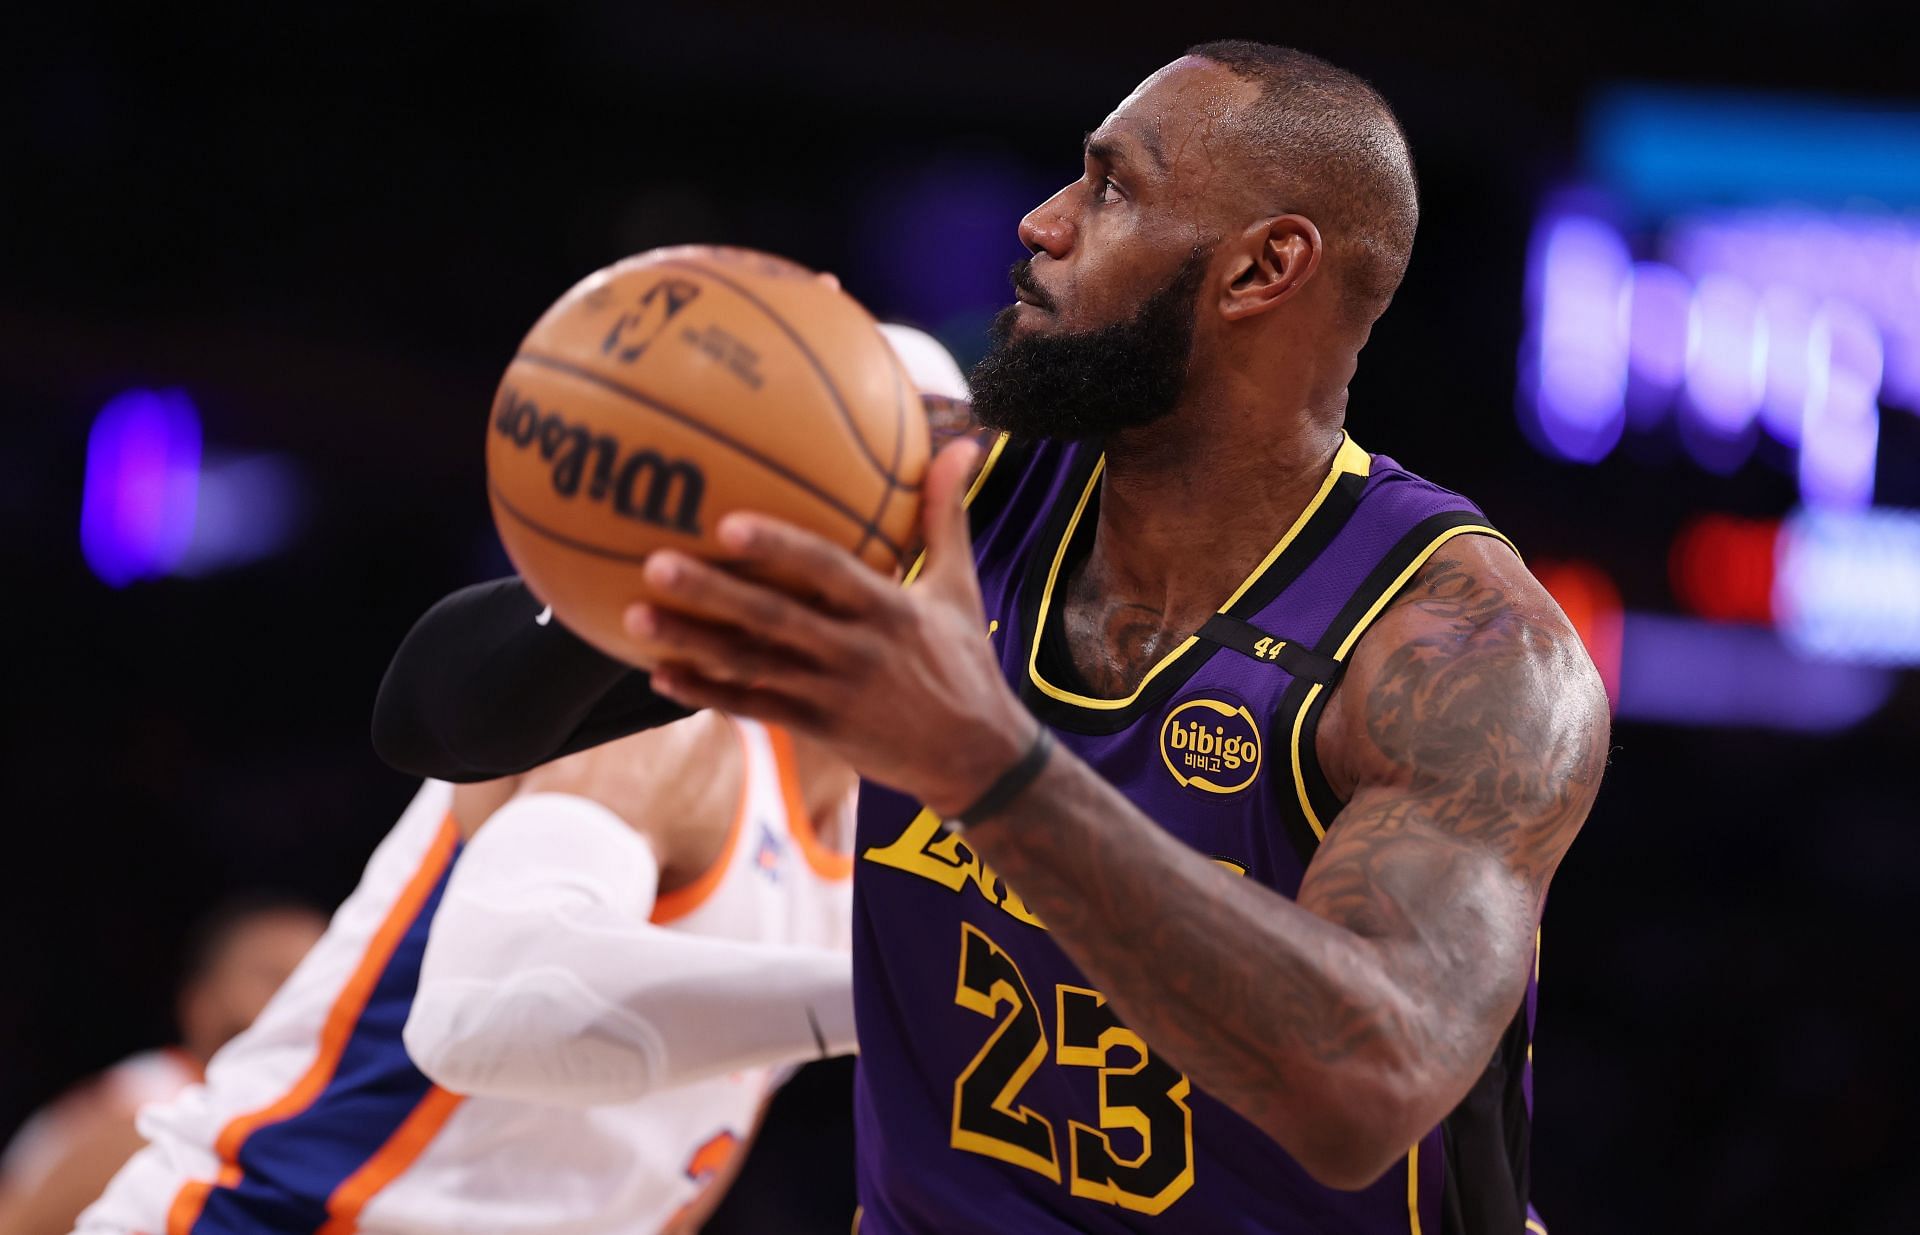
[1005,303,1062,335]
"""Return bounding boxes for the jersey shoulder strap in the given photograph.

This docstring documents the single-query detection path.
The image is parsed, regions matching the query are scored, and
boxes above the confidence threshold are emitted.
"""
[1272,450,1516,844]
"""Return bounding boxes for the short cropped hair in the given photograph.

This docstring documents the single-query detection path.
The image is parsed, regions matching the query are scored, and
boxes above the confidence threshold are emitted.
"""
[1187,40,1419,326]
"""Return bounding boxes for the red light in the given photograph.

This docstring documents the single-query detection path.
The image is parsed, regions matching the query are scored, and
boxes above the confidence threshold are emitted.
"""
[1533,559,1623,707]
[1669,515,1781,623]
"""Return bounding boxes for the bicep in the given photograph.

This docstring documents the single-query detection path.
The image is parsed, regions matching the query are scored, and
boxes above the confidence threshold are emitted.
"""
[1314,536,1608,898]
[1298,539,1607,1061]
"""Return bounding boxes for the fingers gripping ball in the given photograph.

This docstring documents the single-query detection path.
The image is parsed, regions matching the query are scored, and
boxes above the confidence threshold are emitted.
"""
[486,246,930,662]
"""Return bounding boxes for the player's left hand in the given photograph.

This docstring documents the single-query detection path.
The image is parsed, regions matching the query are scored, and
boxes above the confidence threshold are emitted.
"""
[624,440,1037,817]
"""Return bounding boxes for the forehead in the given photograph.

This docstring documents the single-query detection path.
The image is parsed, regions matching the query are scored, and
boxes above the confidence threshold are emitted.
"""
[1090,58,1261,173]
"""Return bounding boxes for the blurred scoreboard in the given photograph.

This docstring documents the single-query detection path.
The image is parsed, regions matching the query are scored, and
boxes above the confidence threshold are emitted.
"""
[1517,88,1920,728]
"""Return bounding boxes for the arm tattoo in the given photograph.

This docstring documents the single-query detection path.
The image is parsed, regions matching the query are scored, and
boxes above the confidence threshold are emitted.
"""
[964,545,1608,1168]
[1342,555,1605,896]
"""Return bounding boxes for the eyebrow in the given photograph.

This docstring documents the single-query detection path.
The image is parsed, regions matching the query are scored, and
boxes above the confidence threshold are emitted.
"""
[1083,129,1166,174]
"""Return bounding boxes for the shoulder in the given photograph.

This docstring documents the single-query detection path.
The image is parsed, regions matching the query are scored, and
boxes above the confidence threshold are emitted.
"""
[513,710,744,851]
[1316,534,1609,806]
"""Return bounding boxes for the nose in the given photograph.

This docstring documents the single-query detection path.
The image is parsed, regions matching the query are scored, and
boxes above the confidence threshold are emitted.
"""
[1017,183,1076,259]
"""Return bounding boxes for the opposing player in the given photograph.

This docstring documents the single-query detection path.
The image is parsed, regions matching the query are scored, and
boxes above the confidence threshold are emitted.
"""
[75,320,975,1235]
[74,712,855,1235]
[0,902,323,1235]
[375,43,1609,1234]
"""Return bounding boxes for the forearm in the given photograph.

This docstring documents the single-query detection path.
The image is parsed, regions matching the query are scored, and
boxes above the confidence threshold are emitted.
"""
[963,749,1441,1186]
[405,794,854,1105]
[372,576,689,781]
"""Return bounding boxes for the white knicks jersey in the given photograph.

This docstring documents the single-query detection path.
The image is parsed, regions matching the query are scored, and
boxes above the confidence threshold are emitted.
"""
[78,719,852,1235]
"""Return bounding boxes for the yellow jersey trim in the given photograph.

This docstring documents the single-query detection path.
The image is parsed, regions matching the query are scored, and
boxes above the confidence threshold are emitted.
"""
[1025,435,1373,711]
[1287,523,1518,841]
[1407,1143,1423,1235]
[902,432,1011,588]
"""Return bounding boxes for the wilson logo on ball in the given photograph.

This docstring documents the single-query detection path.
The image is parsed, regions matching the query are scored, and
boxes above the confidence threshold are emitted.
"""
[601,278,702,363]
[492,386,705,535]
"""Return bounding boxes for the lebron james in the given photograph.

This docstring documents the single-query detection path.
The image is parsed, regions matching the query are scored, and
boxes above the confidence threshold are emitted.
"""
[376,40,1608,1234]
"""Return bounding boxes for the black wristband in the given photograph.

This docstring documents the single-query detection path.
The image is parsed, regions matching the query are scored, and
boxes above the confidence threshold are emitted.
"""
[951,725,1055,831]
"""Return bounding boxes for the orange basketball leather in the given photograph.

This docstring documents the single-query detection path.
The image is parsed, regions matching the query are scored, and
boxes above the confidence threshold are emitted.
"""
[486,246,929,664]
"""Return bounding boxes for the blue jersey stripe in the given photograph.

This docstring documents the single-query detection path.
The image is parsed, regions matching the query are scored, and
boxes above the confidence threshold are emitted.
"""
[189,843,459,1234]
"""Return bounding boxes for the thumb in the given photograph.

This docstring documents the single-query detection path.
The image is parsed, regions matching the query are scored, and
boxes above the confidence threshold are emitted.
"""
[919,438,984,593]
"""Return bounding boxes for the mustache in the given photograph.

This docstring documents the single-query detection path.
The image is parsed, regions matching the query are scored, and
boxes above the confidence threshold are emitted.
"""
[1008,260,1057,311]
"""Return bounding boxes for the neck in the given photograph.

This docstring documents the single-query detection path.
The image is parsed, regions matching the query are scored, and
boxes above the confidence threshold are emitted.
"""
[1079,384,1346,625]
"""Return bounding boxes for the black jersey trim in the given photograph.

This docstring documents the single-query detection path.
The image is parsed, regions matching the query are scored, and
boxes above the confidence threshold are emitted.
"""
[1017,436,1373,735]
[1269,671,1333,866]
[1285,514,1518,843]
[903,432,1024,588]
[1195,615,1342,684]
[1438,1002,1534,1235]
[964,432,1027,536]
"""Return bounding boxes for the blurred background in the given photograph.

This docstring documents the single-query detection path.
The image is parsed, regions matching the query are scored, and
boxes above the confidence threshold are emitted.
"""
[5,2,1919,1231]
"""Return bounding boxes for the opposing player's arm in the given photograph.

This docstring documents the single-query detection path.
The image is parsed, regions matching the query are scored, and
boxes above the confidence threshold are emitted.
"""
[404,716,857,1107]
[371,576,693,782]
[968,537,1605,1187]
[0,1100,150,1235]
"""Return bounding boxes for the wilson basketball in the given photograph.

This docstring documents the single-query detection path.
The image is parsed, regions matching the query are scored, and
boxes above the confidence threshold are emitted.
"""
[485,245,929,663]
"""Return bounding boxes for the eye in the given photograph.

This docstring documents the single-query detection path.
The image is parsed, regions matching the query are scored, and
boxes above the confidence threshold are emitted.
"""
[1094,176,1123,205]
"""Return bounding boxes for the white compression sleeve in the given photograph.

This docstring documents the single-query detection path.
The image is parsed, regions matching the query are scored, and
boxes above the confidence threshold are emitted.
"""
[404,792,856,1107]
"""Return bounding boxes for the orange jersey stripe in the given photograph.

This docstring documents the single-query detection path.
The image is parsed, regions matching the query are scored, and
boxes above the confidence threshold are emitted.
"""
[650,722,751,924]
[312,1087,465,1235]
[164,814,462,1235]
[768,726,852,881]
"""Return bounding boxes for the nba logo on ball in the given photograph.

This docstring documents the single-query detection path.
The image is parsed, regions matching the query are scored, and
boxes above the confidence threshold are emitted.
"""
[1160,696,1262,795]
[599,278,702,364]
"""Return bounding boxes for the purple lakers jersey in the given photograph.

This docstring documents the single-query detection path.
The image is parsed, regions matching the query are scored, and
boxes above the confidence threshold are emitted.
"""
[851,433,1543,1234]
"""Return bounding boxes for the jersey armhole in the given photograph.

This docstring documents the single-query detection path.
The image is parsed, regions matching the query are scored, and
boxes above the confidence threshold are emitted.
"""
[767,726,853,882]
[1285,517,1518,850]
[651,720,753,923]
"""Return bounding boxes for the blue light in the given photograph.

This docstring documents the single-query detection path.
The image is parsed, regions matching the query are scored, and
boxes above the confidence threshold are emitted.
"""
[1776,507,1920,664]
[1617,613,1894,731]
[1588,88,1920,214]
[80,389,201,587]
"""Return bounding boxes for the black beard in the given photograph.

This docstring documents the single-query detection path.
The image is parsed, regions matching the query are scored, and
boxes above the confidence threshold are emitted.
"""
[968,248,1212,442]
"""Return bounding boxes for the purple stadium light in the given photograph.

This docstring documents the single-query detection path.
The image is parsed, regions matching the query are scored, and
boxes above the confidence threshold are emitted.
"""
[1616,612,1894,731]
[175,451,307,576]
[1682,273,1766,442]
[1520,203,1914,504]
[1758,285,1815,445]
[1798,300,1883,510]
[1625,261,1692,392]
[1775,506,1920,664]
[1521,211,1630,462]
[80,389,201,587]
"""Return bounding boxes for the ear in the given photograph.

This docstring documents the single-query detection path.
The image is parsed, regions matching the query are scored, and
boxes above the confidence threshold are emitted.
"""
[1218,215,1322,322]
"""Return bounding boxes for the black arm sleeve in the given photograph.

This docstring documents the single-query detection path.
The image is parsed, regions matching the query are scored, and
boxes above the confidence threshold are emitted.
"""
[371,576,691,782]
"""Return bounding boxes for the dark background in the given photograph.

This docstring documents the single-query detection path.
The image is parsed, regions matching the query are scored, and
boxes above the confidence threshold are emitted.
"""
[5,3,1918,1232]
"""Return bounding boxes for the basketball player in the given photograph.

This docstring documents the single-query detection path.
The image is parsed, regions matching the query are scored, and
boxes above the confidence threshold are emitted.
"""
[373,43,1609,1233]
[0,901,323,1235]
[73,713,855,1235]
[74,320,973,1235]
